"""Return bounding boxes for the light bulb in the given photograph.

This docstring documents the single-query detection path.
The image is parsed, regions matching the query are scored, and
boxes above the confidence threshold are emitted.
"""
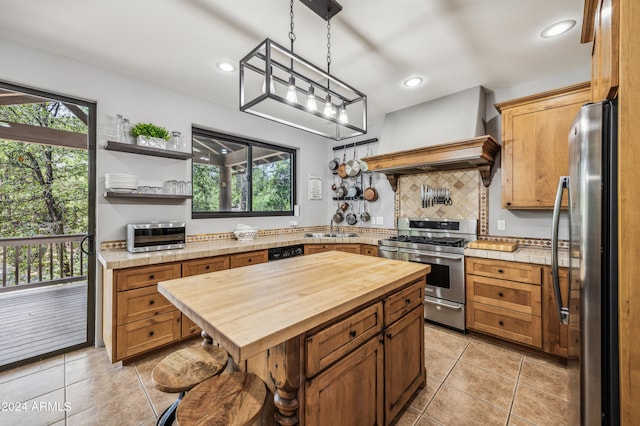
[306,86,317,111]
[286,75,298,103]
[323,95,335,117]
[338,102,348,124]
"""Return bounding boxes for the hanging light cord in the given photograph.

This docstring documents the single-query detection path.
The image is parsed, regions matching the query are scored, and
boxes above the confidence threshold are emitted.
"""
[289,0,295,69]
[326,14,332,91]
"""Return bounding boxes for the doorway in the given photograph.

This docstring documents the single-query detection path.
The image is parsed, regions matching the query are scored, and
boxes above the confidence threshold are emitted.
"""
[0,81,96,370]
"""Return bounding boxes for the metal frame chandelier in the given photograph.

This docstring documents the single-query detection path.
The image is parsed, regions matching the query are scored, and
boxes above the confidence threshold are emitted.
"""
[239,0,367,140]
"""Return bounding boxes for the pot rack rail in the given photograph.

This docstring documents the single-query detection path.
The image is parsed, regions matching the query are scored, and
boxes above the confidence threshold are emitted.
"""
[332,138,378,151]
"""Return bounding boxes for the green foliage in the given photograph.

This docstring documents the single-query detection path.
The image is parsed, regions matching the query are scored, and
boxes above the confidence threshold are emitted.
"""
[130,122,170,140]
[252,159,291,211]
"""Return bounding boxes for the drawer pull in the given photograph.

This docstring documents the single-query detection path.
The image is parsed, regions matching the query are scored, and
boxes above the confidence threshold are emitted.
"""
[405,298,411,304]
[248,259,252,262]
[497,269,504,274]
[149,299,155,305]
[149,331,154,337]
[386,332,393,340]
[498,321,504,326]
[149,274,155,280]
[349,330,357,338]
[205,265,210,270]
[498,292,504,297]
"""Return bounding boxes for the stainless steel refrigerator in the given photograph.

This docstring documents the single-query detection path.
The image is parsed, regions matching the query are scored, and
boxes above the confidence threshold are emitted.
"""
[552,100,619,425]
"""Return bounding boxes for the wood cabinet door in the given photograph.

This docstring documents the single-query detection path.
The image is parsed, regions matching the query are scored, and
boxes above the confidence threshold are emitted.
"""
[497,83,591,209]
[229,250,268,268]
[542,266,569,357]
[182,255,229,277]
[334,244,361,254]
[361,244,379,257]
[591,0,619,101]
[384,306,425,423]
[305,336,384,426]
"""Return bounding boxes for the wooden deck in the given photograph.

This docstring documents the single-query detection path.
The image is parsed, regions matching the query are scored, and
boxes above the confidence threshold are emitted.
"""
[0,282,87,367]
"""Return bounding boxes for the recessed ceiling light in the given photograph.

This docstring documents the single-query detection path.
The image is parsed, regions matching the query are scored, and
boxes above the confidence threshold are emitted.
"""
[216,62,235,72]
[403,77,424,88]
[540,20,576,38]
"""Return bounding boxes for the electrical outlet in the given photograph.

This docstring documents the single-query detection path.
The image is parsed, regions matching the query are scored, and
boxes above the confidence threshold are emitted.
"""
[377,216,384,225]
[289,220,298,227]
[497,220,506,231]
[370,217,377,225]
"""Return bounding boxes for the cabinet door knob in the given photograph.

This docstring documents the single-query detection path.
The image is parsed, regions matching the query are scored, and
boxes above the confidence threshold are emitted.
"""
[248,258,252,262]
[498,321,504,327]
[205,265,210,270]
[497,269,504,273]
[149,331,155,337]
[149,274,155,280]
[498,292,504,297]
[149,299,155,305]
[386,333,393,339]
[405,298,411,304]
[349,330,357,338]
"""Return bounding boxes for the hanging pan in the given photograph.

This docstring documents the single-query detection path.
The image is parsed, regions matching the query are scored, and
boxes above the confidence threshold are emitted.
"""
[363,174,378,202]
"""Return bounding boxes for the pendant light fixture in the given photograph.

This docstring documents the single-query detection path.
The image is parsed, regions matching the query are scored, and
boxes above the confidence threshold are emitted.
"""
[239,0,367,140]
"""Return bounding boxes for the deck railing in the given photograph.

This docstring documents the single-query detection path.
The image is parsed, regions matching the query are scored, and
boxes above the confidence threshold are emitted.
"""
[0,234,88,291]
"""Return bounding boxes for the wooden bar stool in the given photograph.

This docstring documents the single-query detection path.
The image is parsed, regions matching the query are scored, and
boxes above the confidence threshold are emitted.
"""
[152,341,228,426]
[176,372,267,426]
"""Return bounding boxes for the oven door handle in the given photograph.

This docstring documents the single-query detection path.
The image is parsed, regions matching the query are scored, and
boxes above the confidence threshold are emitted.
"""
[400,249,463,261]
[424,298,463,311]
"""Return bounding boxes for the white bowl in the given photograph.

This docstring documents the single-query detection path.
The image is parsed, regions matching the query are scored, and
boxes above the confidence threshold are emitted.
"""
[233,229,258,241]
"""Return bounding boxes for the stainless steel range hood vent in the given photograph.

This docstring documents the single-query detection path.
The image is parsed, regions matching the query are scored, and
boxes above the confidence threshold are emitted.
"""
[361,135,500,190]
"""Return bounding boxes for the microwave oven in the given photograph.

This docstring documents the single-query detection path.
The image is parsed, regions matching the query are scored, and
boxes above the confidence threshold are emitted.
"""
[126,222,186,253]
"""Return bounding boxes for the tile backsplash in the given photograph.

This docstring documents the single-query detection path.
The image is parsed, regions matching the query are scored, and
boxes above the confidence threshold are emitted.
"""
[397,169,481,221]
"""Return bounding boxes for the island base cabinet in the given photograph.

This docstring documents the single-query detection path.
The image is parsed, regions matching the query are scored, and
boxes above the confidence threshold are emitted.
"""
[305,336,384,426]
[384,306,425,422]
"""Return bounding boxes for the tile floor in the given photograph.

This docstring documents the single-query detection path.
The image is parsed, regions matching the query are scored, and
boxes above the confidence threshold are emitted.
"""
[0,323,569,426]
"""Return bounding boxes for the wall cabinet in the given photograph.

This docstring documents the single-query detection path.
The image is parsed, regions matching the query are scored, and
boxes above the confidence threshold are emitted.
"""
[466,258,543,348]
[304,279,425,425]
[590,0,619,101]
[496,82,591,209]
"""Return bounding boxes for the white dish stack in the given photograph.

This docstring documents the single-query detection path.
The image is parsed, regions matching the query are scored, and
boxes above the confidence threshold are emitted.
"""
[105,173,138,193]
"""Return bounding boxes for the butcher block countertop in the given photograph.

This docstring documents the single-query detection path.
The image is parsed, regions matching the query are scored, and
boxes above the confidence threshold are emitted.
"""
[158,250,429,362]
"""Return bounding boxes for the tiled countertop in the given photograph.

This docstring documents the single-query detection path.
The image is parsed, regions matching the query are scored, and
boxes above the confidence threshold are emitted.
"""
[98,232,390,270]
[464,246,571,267]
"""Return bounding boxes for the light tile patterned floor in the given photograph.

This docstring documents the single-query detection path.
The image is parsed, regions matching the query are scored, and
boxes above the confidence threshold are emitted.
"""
[0,323,569,425]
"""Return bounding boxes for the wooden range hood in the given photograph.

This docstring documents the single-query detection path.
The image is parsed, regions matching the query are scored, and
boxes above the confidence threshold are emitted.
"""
[361,135,500,190]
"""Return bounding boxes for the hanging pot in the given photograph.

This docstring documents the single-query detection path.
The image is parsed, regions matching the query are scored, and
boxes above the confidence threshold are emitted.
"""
[346,211,358,226]
[337,147,348,178]
[360,199,371,222]
[347,184,361,198]
[358,144,369,173]
[345,145,361,177]
[363,174,378,202]
[340,201,350,211]
[328,157,340,171]
[335,183,347,198]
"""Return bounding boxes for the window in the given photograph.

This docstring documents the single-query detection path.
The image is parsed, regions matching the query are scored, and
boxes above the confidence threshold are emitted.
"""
[191,128,296,218]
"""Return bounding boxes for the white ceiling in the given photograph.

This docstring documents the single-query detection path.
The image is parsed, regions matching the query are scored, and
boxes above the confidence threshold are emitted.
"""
[0,0,591,119]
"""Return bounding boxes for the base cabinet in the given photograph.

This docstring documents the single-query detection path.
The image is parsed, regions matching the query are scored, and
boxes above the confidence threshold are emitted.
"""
[303,279,425,425]
[304,244,360,255]
[384,306,425,421]
[542,266,570,357]
[305,336,384,426]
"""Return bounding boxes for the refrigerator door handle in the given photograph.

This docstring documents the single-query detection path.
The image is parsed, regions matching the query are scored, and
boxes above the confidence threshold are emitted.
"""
[552,176,570,325]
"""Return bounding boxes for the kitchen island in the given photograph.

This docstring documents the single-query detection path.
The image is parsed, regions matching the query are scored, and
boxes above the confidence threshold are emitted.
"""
[158,250,429,425]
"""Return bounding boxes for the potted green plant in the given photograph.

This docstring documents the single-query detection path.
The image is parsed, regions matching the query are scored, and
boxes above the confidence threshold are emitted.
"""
[130,122,170,149]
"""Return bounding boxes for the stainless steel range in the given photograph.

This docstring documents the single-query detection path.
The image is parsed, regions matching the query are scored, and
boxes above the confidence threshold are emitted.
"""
[378,218,477,332]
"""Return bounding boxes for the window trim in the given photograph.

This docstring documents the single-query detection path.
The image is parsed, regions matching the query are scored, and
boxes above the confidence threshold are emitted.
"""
[191,127,296,219]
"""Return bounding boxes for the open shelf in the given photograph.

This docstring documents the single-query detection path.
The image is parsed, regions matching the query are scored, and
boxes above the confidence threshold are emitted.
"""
[104,140,193,160]
[104,191,192,200]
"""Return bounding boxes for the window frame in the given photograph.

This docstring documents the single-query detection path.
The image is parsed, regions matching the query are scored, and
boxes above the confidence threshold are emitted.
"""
[191,127,296,219]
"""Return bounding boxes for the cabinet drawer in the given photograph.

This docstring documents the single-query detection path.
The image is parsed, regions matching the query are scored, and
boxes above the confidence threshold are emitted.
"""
[466,257,541,285]
[181,314,201,338]
[467,275,541,316]
[115,311,182,361]
[115,263,181,291]
[384,280,425,326]
[334,244,360,254]
[182,256,230,277]
[306,302,383,377]
[360,245,378,257]
[116,285,177,325]
[229,250,268,268]
[467,302,542,348]
[304,244,333,255]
